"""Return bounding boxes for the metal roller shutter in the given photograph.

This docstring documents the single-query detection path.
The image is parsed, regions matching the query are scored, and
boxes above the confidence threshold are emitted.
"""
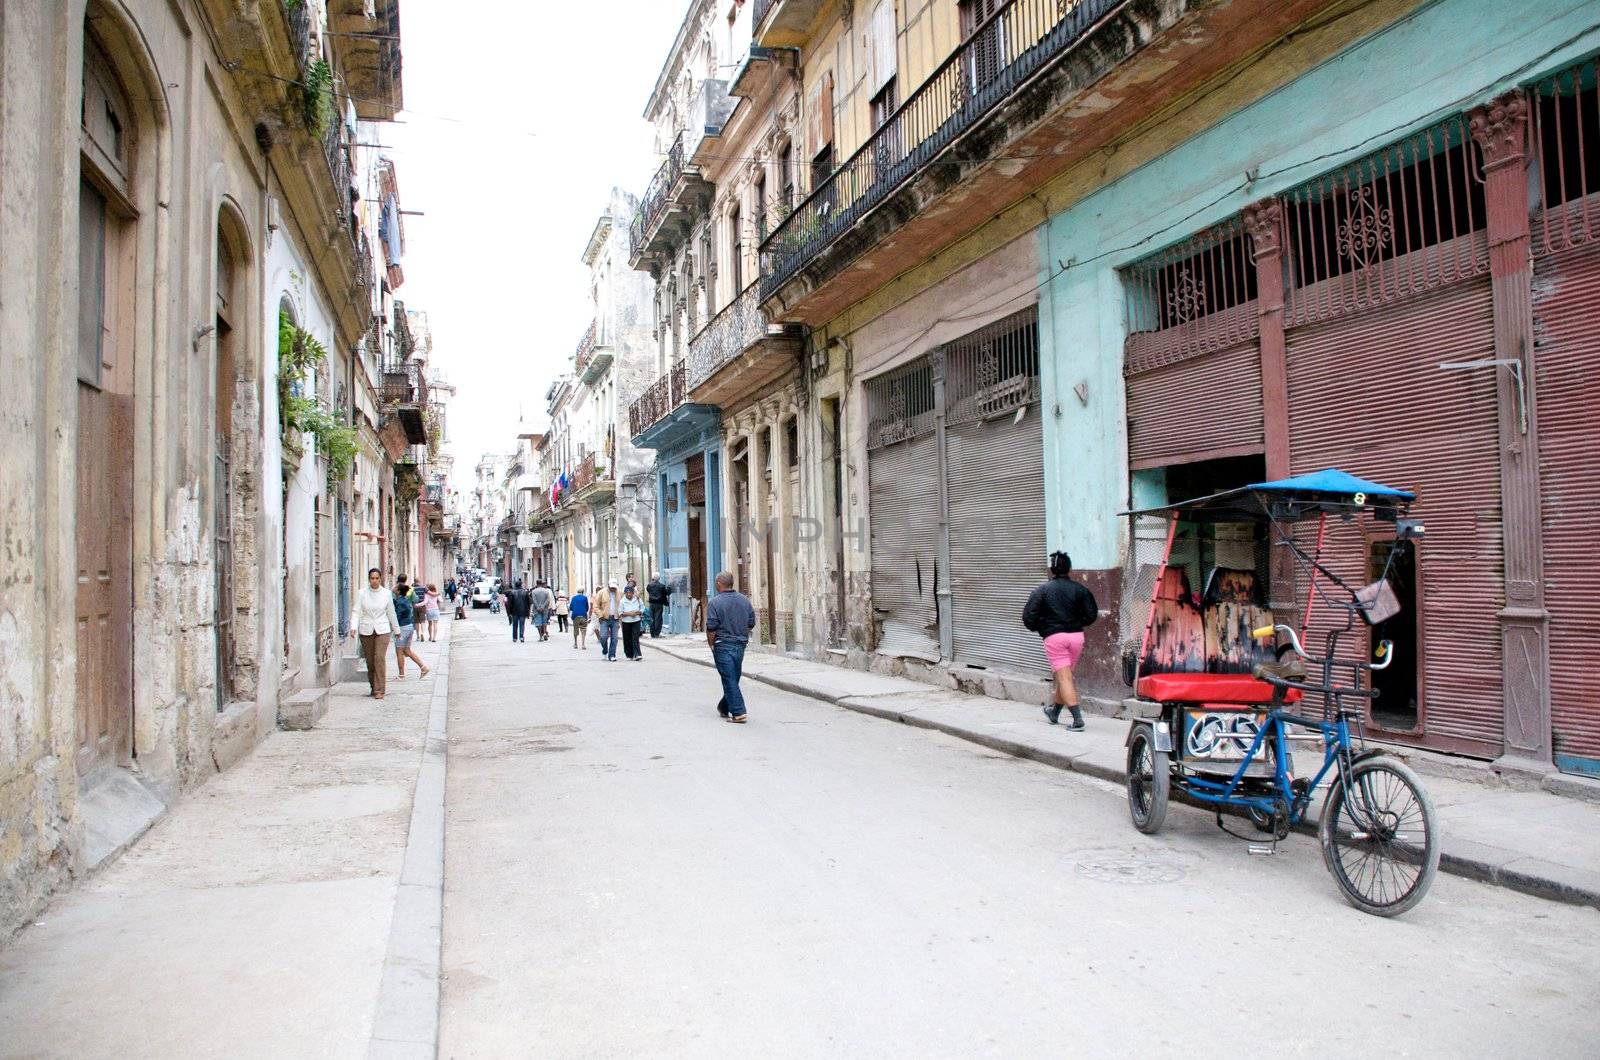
[1285,276,1502,754]
[868,433,941,658]
[1126,339,1264,468]
[1534,242,1600,771]
[946,407,1049,675]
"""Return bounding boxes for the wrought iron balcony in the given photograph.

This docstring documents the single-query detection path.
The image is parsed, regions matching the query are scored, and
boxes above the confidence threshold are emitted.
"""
[628,130,715,270]
[760,0,1119,301]
[575,319,612,384]
[685,284,804,406]
[753,0,830,46]
[628,360,687,441]
[379,359,429,444]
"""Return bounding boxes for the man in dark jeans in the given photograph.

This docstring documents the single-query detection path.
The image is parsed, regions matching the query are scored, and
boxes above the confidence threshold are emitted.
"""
[504,580,532,643]
[705,571,756,723]
[645,571,669,638]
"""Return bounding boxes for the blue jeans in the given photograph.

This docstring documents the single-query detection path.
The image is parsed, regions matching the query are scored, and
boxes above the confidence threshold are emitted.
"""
[598,618,619,659]
[713,641,747,717]
[509,613,526,641]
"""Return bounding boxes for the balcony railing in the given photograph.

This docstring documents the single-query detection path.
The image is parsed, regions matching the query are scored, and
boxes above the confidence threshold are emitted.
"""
[752,0,775,29]
[380,358,426,407]
[628,360,688,439]
[687,283,767,391]
[760,0,1117,297]
[574,320,597,377]
[630,134,686,257]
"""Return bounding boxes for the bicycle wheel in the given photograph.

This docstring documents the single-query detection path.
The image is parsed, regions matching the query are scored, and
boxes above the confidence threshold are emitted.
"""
[1126,726,1170,835]
[1319,756,1439,917]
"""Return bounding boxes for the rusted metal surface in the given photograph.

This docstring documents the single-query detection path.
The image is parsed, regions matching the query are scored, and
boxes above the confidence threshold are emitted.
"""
[1533,242,1600,766]
[574,320,597,378]
[1126,339,1263,470]
[1283,114,1489,327]
[1531,56,1600,258]
[1286,276,1502,755]
[760,0,1118,296]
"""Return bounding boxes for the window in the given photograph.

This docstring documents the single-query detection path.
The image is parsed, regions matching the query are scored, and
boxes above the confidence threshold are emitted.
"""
[77,181,107,387]
[778,142,794,212]
[754,173,767,241]
[871,79,901,178]
[730,205,743,292]
[812,144,837,219]
[959,0,1008,101]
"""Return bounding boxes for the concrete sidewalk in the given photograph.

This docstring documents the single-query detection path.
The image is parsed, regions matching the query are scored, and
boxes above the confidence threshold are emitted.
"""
[0,624,452,1060]
[646,635,1600,909]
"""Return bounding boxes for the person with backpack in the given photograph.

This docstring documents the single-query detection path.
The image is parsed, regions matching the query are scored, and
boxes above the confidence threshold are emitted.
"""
[1023,551,1099,730]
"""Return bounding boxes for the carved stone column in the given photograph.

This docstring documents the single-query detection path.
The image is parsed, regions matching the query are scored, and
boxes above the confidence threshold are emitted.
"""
[1245,197,1295,613]
[1470,91,1553,772]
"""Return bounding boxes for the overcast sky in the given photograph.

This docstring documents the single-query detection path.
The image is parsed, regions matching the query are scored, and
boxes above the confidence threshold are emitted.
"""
[384,0,688,480]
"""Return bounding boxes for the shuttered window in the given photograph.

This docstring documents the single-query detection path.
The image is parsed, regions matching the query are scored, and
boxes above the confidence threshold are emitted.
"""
[868,0,897,96]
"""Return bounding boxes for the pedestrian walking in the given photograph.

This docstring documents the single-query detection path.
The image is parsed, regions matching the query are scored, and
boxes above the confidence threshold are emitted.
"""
[554,590,570,633]
[705,571,755,723]
[421,584,442,642]
[646,572,669,638]
[392,577,430,680]
[504,580,532,643]
[1023,551,1100,730]
[569,587,589,649]
[619,584,645,660]
[592,582,621,661]
[444,578,456,604]
[531,580,554,642]
[349,568,400,699]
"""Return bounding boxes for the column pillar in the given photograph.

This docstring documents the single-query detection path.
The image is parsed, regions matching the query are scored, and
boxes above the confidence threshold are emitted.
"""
[1470,91,1553,772]
[1245,197,1296,614]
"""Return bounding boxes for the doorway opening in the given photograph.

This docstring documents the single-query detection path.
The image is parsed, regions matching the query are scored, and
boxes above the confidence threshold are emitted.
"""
[1368,539,1420,731]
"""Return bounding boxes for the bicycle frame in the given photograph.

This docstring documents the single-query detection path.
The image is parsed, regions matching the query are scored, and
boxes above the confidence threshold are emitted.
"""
[1178,706,1354,824]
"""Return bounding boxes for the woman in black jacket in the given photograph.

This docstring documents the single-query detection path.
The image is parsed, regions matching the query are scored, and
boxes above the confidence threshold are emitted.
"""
[1023,551,1099,730]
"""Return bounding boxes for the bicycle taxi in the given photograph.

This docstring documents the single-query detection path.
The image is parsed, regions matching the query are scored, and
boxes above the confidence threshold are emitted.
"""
[1120,469,1439,916]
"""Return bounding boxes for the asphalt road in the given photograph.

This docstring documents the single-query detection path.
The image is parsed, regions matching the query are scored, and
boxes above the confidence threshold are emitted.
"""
[439,609,1598,1058]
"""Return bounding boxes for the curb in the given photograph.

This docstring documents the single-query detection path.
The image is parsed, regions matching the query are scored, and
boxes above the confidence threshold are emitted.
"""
[368,624,450,1059]
[658,644,1600,912]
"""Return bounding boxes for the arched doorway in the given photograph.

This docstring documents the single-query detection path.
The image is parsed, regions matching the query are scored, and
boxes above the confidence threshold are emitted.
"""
[75,25,138,776]
[213,208,252,709]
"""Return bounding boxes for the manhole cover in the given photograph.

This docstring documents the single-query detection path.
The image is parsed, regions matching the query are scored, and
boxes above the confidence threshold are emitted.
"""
[1073,847,1191,885]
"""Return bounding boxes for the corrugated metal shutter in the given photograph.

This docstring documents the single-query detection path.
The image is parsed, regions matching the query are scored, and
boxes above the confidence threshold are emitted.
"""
[1534,242,1600,769]
[1126,339,1263,468]
[947,406,1048,675]
[1285,274,1502,753]
[869,433,941,657]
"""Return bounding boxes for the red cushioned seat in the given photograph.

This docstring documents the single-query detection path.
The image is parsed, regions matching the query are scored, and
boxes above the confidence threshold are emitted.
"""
[1136,672,1301,705]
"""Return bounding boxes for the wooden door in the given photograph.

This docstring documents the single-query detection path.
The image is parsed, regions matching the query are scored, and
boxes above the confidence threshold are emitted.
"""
[75,178,133,777]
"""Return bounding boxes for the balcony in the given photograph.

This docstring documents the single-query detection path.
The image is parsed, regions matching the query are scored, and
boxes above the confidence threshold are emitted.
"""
[753,0,830,47]
[574,320,613,384]
[686,283,803,407]
[758,0,1298,325]
[327,0,403,120]
[567,450,615,506]
[628,131,714,272]
[379,358,429,444]
[626,359,718,452]
[684,78,735,166]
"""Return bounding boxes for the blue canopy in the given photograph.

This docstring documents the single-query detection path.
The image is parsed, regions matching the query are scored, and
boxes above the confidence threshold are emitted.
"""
[1248,469,1414,500]
[1120,468,1415,522]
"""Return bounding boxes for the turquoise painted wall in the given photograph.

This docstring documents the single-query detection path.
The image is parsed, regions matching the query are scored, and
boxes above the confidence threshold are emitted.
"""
[1038,0,1600,570]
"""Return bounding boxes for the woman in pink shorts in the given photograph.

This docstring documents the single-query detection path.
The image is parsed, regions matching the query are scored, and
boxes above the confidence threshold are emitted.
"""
[1022,551,1100,730]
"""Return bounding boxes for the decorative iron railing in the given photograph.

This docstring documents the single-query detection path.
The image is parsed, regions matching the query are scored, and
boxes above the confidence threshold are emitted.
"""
[575,320,597,376]
[687,283,767,391]
[630,134,686,257]
[759,0,1118,296]
[628,360,688,439]
[286,0,316,75]
[752,0,775,31]
[379,358,426,406]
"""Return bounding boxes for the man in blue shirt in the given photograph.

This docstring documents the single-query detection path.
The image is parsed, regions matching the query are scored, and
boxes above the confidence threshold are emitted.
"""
[705,571,756,723]
[569,587,590,650]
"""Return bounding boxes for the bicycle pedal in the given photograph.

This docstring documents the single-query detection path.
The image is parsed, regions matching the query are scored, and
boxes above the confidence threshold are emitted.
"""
[1247,843,1278,856]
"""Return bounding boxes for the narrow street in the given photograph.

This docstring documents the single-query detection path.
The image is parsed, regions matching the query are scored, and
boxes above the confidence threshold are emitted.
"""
[439,610,1595,1057]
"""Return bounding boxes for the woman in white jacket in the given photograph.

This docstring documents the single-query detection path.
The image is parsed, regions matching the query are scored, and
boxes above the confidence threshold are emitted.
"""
[350,568,401,699]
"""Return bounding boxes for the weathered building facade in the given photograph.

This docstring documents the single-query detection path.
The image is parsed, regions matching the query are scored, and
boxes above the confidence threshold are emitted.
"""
[0,0,463,940]
[713,0,1600,778]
